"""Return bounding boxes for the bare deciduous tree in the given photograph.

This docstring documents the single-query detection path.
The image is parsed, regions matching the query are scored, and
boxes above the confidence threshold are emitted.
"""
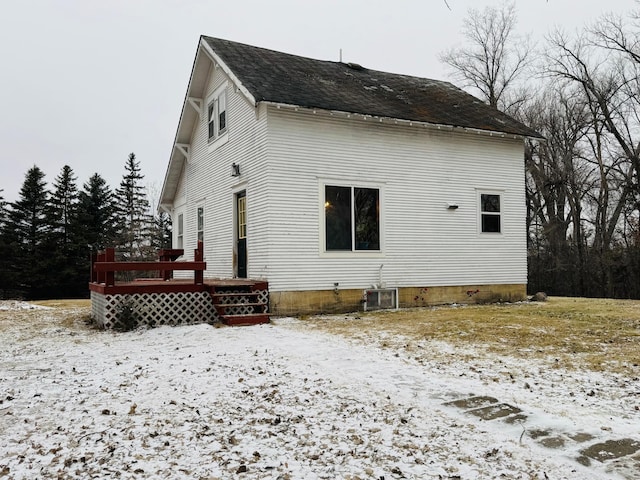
[439,1,534,112]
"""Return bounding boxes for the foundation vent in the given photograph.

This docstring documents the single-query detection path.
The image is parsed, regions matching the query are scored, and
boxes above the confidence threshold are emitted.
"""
[364,288,399,311]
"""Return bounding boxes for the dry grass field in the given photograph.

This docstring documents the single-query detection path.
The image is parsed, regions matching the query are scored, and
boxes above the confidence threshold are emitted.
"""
[295,297,640,376]
[2,297,640,478]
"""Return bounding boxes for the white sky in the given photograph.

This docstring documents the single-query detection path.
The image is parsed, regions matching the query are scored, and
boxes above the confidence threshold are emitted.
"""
[0,0,635,204]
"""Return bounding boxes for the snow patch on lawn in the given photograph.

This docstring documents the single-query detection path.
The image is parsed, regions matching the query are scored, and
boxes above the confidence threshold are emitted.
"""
[1,310,637,479]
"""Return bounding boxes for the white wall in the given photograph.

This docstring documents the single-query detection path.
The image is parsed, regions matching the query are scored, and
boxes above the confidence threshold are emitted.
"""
[262,107,527,292]
[171,64,269,278]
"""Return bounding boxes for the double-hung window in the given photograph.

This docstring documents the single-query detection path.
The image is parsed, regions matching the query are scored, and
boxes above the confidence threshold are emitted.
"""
[197,206,204,242]
[480,193,501,233]
[324,185,380,251]
[176,213,184,249]
[207,88,227,142]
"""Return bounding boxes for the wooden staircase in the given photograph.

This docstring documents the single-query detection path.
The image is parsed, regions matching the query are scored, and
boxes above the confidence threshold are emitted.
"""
[209,282,270,326]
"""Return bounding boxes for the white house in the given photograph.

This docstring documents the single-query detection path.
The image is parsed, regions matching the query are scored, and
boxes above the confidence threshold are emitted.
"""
[159,36,542,315]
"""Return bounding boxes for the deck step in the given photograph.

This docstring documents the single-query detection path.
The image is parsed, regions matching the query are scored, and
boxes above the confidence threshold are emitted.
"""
[209,288,269,326]
[222,313,271,326]
[215,302,266,310]
[211,292,261,298]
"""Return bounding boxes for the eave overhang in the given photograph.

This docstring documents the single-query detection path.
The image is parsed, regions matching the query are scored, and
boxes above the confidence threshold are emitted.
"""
[159,37,257,210]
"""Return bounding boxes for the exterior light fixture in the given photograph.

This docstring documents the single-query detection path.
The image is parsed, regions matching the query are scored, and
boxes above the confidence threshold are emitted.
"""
[231,163,240,177]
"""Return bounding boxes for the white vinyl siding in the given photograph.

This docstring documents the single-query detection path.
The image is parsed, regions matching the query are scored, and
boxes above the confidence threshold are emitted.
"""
[262,107,526,292]
[174,63,269,279]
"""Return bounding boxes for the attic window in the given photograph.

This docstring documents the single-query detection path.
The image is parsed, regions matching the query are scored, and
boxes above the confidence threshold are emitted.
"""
[207,86,228,142]
[207,104,215,140]
[218,91,227,134]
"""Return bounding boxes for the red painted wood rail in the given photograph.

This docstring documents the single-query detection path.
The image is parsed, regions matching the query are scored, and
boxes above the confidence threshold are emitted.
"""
[91,241,205,287]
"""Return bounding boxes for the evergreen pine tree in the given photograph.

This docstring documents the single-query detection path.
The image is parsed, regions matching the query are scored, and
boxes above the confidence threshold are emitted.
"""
[0,189,6,227]
[77,173,117,251]
[114,153,153,263]
[0,189,11,297]
[45,165,87,297]
[5,166,49,298]
[151,211,173,250]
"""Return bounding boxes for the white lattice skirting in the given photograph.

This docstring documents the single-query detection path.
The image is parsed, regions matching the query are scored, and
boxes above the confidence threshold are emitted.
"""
[91,291,220,329]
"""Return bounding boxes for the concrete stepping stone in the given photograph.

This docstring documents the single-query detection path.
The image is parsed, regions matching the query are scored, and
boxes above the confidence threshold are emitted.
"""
[580,438,640,462]
[503,413,528,424]
[467,403,522,421]
[441,393,640,478]
[444,395,499,410]
[539,435,567,449]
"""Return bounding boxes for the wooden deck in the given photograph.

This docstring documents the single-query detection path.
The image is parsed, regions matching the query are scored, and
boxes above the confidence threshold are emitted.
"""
[89,277,266,295]
[89,242,269,326]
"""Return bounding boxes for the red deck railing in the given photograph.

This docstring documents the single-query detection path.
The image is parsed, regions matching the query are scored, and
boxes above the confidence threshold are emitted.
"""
[90,241,206,292]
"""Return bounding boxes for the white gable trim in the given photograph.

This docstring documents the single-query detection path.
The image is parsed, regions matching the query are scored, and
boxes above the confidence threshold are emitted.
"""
[199,38,257,108]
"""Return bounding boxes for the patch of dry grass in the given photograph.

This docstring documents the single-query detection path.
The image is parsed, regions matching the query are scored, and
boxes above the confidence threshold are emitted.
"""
[30,299,91,309]
[297,297,640,375]
[0,299,92,334]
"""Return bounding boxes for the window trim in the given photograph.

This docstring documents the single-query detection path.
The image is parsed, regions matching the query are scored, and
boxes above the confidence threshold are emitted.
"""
[196,205,204,243]
[319,180,384,257]
[207,82,228,145]
[478,191,503,234]
[176,212,184,249]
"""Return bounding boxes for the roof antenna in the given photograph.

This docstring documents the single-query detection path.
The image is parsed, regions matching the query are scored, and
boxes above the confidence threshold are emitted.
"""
[339,48,342,63]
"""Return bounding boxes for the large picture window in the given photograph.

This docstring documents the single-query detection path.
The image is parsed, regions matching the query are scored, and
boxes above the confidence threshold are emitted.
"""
[480,193,501,233]
[325,185,380,251]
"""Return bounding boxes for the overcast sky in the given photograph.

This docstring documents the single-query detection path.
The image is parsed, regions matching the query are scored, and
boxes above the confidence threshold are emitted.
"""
[0,0,635,204]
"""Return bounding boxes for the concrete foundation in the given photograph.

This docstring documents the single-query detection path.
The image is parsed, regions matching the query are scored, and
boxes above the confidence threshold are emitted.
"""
[269,283,527,316]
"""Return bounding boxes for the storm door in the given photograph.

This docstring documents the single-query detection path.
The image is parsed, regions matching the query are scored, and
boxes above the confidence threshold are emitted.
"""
[236,191,247,278]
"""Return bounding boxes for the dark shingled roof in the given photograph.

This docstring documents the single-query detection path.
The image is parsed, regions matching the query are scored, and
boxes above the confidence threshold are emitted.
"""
[203,36,542,139]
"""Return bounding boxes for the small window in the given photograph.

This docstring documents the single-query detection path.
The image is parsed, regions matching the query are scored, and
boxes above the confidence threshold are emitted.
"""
[480,193,501,233]
[207,88,228,142]
[177,213,184,249]
[197,207,204,242]
[325,185,380,251]
[207,103,215,141]
[218,91,227,134]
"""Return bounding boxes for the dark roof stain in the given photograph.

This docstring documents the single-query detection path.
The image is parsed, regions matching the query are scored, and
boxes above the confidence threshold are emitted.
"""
[202,36,542,139]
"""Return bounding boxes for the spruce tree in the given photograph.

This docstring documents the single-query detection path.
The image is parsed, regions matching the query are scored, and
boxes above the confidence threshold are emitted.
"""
[46,166,79,247]
[77,173,117,251]
[0,189,11,296]
[45,165,86,297]
[5,166,49,298]
[151,210,173,250]
[114,153,153,263]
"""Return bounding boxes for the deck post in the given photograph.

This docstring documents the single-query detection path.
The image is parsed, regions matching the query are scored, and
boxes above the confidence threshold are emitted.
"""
[96,251,106,284]
[194,241,204,285]
[105,248,115,287]
[90,251,98,283]
[159,250,171,281]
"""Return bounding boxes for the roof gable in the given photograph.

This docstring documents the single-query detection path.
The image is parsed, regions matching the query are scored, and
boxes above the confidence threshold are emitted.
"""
[202,36,542,139]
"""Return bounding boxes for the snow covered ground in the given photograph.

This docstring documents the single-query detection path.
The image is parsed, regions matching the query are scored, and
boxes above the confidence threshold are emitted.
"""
[1,302,639,479]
